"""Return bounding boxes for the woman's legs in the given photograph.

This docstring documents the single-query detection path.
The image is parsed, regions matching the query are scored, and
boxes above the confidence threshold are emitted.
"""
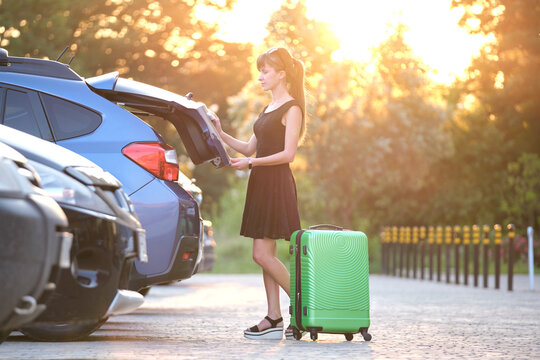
[248,237,291,331]
[253,238,290,296]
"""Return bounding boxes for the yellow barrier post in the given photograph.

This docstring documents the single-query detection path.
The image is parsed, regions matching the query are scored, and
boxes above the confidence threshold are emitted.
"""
[454,226,461,285]
[405,227,411,278]
[428,226,435,281]
[494,224,502,289]
[385,227,391,275]
[399,227,404,278]
[420,226,427,280]
[436,226,443,282]
[386,227,390,275]
[381,227,387,275]
[392,226,398,276]
[473,225,480,287]
[507,224,515,291]
[445,226,452,284]
[413,226,419,279]
[463,226,471,286]
[483,225,490,288]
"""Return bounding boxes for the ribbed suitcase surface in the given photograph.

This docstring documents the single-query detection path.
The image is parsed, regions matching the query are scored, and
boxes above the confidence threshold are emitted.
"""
[290,226,371,341]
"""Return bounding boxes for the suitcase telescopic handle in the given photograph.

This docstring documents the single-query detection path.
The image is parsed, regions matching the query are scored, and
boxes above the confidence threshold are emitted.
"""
[308,224,344,231]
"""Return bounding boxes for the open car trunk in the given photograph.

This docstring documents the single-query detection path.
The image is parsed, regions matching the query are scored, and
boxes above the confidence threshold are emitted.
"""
[86,72,230,168]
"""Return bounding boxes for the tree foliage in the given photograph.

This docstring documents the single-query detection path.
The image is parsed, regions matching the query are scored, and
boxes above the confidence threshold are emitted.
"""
[502,153,540,229]
[0,0,251,106]
[299,26,450,229]
[1,0,537,233]
[0,0,253,216]
[445,0,540,229]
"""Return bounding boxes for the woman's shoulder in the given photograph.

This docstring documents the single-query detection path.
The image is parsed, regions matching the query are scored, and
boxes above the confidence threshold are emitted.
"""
[281,100,302,119]
[278,99,301,113]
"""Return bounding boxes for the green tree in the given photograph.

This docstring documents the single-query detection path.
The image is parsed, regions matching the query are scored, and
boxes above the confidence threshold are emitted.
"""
[301,25,450,230]
[443,0,540,228]
[0,0,252,105]
[451,0,539,158]
[0,0,253,214]
[222,0,340,135]
[214,0,341,219]
[501,153,540,229]
[264,0,339,76]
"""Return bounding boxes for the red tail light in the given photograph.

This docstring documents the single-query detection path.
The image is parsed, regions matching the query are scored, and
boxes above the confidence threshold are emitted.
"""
[122,142,179,181]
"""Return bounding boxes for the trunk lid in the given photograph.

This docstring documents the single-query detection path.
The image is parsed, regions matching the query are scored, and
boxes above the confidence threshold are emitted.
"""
[86,72,230,168]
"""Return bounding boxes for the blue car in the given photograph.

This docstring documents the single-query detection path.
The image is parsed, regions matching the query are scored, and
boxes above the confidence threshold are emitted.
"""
[0,48,229,291]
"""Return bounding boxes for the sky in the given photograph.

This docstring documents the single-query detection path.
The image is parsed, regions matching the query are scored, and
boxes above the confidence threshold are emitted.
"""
[195,0,493,84]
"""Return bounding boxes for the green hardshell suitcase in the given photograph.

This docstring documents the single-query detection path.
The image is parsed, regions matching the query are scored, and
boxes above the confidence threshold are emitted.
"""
[289,225,371,341]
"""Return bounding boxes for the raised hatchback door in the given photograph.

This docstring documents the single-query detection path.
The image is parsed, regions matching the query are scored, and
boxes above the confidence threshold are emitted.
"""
[86,72,230,168]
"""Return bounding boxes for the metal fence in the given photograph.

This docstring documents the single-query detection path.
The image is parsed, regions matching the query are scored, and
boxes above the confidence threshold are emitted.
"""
[380,224,518,291]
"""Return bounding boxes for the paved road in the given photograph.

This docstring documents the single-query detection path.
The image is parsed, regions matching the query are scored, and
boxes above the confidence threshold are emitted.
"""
[1,274,539,359]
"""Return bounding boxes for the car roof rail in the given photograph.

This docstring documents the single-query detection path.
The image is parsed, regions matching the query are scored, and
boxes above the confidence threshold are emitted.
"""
[0,48,82,81]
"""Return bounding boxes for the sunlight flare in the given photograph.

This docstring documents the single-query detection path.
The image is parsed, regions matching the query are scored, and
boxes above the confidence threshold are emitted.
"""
[195,0,493,85]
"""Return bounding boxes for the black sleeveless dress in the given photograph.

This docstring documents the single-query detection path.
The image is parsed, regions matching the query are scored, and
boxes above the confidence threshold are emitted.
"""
[240,99,302,240]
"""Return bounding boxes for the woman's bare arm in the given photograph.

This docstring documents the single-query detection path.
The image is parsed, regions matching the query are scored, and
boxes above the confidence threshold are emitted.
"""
[230,105,302,169]
[210,112,257,157]
[220,133,257,157]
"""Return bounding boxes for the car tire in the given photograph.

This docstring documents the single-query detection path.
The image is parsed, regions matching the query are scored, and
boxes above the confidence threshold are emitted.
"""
[0,330,10,343]
[20,318,108,342]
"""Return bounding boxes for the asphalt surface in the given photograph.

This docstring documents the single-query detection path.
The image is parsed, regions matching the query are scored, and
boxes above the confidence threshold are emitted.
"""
[0,273,539,359]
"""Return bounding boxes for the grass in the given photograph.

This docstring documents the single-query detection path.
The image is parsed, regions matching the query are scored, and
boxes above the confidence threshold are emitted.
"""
[210,234,292,274]
[205,177,538,275]
[206,175,293,274]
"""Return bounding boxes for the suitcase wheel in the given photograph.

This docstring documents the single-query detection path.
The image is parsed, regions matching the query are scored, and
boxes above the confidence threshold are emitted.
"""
[360,328,372,341]
[292,327,303,340]
[310,329,318,341]
[345,333,353,341]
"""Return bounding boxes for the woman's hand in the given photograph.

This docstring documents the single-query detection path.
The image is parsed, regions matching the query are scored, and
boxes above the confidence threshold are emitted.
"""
[230,157,250,170]
[208,111,224,135]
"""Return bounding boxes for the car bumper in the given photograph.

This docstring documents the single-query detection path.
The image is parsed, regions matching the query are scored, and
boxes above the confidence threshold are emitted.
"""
[128,179,203,290]
[0,192,71,333]
[128,233,201,290]
[29,206,139,323]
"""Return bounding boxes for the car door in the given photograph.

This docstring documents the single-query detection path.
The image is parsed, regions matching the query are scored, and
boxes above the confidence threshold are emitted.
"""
[86,72,230,169]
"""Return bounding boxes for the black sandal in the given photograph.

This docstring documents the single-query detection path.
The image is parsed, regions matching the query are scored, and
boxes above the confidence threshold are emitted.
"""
[244,316,284,340]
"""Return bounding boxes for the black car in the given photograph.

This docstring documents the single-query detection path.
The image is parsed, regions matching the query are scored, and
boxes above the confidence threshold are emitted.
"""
[0,125,147,341]
[0,143,72,343]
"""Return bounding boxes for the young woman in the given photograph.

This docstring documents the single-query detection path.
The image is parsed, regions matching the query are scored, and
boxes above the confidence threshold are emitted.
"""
[211,47,306,340]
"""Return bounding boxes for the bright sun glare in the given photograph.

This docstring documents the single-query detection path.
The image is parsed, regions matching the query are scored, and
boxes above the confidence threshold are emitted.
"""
[195,0,493,84]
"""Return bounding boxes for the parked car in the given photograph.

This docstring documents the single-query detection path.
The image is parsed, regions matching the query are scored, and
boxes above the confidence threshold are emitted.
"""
[199,220,217,273]
[0,48,229,292]
[0,125,146,341]
[0,143,72,343]
[176,171,216,273]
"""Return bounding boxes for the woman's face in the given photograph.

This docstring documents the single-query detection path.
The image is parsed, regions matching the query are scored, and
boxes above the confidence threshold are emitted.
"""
[258,63,285,92]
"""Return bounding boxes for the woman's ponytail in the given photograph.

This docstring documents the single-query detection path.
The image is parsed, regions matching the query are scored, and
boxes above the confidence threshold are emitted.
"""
[289,57,306,139]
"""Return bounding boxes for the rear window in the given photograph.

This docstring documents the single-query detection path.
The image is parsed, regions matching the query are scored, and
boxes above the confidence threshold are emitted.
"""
[41,94,101,141]
[3,89,42,138]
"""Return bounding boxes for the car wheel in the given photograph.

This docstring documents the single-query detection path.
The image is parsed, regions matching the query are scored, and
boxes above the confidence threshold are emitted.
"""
[20,318,108,342]
[0,330,10,343]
